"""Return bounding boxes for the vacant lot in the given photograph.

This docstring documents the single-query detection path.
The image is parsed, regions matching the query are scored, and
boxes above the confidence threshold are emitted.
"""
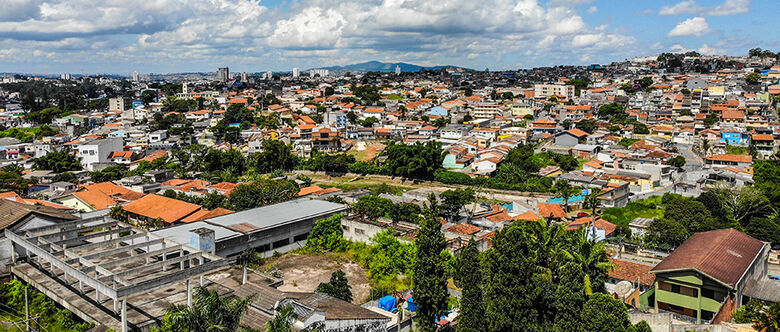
[261,252,371,303]
[348,141,385,161]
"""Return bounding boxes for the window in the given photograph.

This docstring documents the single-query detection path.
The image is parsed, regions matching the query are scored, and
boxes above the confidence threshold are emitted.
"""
[671,284,680,294]
[272,238,290,249]
[701,288,715,299]
[355,228,365,235]
[342,226,350,232]
[293,233,308,242]
[701,310,715,321]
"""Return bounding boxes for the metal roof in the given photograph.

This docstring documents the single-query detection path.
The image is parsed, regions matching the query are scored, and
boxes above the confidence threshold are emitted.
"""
[205,198,348,231]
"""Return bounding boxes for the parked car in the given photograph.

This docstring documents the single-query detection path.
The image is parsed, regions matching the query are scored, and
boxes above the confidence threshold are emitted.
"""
[577,212,589,218]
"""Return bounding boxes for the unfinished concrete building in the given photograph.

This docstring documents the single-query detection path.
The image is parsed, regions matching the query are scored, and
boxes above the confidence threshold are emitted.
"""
[5,216,231,331]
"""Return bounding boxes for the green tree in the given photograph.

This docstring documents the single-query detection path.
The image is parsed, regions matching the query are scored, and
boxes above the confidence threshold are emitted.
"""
[159,287,252,332]
[315,270,353,302]
[752,301,780,332]
[634,321,652,332]
[248,140,298,173]
[413,210,449,332]
[597,103,625,119]
[735,299,767,323]
[483,222,538,331]
[554,180,579,212]
[668,155,686,169]
[553,262,585,332]
[580,293,635,332]
[746,72,762,85]
[456,239,483,332]
[266,304,296,332]
[387,202,422,223]
[575,119,597,133]
[306,214,348,252]
[352,195,393,220]
[89,165,127,182]
[228,179,298,211]
[440,188,476,221]
[33,150,82,173]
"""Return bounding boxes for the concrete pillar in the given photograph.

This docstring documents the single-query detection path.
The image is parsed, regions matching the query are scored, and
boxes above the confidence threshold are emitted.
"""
[242,265,247,285]
[179,249,184,270]
[121,300,127,332]
[79,280,83,293]
[199,275,204,287]
[186,279,192,308]
[9,241,15,264]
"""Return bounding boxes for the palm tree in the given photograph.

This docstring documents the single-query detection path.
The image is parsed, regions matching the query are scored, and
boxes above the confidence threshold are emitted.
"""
[554,180,579,212]
[582,188,603,236]
[266,304,296,332]
[163,287,253,332]
[562,230,614,295]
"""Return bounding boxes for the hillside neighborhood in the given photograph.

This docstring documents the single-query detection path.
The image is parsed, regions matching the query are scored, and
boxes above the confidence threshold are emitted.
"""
[1,50,780,332]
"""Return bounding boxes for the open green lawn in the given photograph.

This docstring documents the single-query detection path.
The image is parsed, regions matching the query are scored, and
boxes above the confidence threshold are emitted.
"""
[600,196,664,226]
[384,94,404,100]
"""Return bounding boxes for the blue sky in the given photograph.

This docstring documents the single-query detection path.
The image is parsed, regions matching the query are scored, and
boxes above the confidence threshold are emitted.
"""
[0,0,776,75]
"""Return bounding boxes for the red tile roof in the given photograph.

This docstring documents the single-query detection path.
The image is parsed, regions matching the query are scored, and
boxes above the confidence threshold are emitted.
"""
[608,258,656,286]
[446,223,482,235]
[706,154,753,163]
[537,203,567,219]
[123,194,203,223]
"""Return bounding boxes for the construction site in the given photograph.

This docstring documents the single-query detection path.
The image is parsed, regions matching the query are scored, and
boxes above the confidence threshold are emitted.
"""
[5,215,238,331]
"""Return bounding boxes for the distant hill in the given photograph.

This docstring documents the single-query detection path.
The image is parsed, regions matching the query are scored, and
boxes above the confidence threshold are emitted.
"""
[308,61,471,73]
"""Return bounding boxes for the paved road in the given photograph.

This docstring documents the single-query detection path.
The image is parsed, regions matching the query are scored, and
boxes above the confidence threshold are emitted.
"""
[676,143,703,172]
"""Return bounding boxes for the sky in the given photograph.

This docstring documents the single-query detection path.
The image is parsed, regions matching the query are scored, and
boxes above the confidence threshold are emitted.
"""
[0,0,777,75]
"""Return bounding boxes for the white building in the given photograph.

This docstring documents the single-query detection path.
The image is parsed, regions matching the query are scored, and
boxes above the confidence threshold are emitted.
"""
[292,67,300,78]
[533,82,575,99]
[132,71,140,82]
[395,65,401,75]
[309,69,329,78]
[75,137,124,171]
[60,73,71,80]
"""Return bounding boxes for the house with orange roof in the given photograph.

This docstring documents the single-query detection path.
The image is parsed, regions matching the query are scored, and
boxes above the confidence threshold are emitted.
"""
[55,182,145,212]
[123,194,205,224]
[705,154,753,171]
[567,216,617,241]
[751,134,776,157]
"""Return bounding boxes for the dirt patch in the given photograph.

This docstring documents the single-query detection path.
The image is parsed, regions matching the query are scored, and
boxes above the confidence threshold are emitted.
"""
[261,253,371,303]
[347,141,384,162]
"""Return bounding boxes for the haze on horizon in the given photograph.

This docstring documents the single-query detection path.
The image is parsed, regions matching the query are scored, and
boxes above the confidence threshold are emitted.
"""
[0,0,777,75]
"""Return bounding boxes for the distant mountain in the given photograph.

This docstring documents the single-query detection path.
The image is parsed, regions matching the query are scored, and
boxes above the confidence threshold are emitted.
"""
[308,61,471,73]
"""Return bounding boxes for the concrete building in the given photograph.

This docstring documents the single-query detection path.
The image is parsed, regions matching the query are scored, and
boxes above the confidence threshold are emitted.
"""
[650,229,779,324]
[109,97,130,112]
[132,71,139,82]
[217,67,230,82]
[292,67,300,78]
[75,137,124,171]
[152,198,348,258]
[534,82,575,99]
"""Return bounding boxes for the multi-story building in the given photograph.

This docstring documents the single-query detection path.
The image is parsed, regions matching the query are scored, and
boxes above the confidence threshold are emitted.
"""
[75,137,124,171]
[534,82,575,100]
[292,67,300,78]
[217,67,230,82]
[108,97,130,112]
[650,229,777,324]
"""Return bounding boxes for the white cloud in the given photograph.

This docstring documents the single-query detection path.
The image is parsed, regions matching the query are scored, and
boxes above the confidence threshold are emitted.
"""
[659,0,750,16]
[268,7,346,49]
[667,17,711,37]
[659,0,702,15]
[587,6,598,13]
[707,0,751,16]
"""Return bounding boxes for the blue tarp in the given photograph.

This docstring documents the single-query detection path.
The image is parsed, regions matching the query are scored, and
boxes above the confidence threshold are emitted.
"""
[548,189,590,204]
[378,296,397,313]
[407,296,418,312]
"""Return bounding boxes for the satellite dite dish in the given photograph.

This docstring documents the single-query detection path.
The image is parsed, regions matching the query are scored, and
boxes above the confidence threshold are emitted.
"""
[615,280,633,298]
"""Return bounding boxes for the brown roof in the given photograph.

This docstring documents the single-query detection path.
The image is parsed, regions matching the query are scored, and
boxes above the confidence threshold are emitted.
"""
[122,194,203,223]
[446,223,482,235]
[650,229,765,287]
[608,258,656,286]
[0,199,78,230]
[73,190,117,210]
[515,210,541,221]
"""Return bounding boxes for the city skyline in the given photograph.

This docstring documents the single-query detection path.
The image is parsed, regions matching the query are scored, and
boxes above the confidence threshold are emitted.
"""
[0,0,777,74]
